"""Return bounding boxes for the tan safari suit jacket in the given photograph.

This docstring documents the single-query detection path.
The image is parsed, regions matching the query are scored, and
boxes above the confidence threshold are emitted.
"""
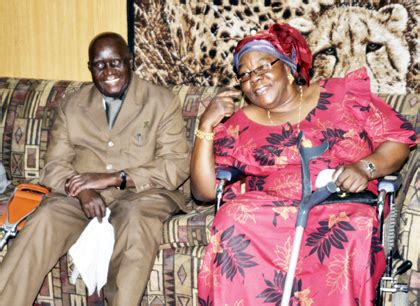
[40,75,190,209]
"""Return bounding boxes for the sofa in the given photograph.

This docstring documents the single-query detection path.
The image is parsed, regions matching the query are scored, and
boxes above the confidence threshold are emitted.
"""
[0,77,418,305]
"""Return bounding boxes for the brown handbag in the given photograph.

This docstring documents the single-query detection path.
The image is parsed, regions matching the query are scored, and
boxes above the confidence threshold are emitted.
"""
[0,184,49,249]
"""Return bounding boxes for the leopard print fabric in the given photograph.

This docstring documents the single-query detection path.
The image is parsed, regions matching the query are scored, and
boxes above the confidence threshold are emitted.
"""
[133,0,418,94]
[133,0,334,86]
[308,4,411,94]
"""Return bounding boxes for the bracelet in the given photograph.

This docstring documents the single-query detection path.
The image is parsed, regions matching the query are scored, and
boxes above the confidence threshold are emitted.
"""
[360,159,376,179]
[194,128,214,140]
[117,170,127,190]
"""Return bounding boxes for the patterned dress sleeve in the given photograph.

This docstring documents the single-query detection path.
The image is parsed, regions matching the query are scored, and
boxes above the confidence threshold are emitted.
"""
[344,68,417,149]
[212,121,245,198]
[213,123,238,168]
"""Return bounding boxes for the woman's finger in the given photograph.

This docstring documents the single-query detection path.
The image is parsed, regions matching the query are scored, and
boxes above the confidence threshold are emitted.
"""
[338,174,355,191]
[332,166,344,182]
[223,103,235,116]
[353,183,367,193]
[217,89,242,98]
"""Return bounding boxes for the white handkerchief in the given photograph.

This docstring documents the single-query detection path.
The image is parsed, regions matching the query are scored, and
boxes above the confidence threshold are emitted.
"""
[69,208,115,296]
[315,169,336,189]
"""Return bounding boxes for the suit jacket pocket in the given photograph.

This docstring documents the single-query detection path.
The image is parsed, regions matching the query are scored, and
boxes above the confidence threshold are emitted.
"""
[132,131,146,146]
[126,130,154,166]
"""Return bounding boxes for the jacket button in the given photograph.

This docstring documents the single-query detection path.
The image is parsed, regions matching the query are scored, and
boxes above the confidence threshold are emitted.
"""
[108,141,114,147]
[106,164,113,170]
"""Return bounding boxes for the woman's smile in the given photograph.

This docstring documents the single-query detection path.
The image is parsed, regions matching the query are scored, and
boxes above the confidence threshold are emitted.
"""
[253,84,270,96]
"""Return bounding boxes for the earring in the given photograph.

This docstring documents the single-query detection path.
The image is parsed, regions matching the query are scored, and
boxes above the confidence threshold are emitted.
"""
[287,73,295,84]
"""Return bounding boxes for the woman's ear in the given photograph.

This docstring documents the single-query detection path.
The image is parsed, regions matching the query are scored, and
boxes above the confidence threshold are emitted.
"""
[286,67,295,85]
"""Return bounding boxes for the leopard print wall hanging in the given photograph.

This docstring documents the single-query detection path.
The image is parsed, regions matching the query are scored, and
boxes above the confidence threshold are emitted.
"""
[132,0,418,94]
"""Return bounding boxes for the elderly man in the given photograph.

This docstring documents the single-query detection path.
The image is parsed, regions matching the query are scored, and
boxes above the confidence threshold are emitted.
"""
[0,32,189,305]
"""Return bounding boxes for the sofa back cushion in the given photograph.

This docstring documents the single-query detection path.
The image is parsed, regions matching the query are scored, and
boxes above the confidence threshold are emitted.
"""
[0,78,87,185]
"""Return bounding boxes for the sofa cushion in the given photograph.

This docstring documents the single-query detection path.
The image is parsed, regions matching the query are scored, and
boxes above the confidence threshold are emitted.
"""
[142,246,206,305]
[160,204,214,249]
[0,78,87,184]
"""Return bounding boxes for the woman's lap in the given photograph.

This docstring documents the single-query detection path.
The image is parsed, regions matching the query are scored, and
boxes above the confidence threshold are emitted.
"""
[198,199,385,305]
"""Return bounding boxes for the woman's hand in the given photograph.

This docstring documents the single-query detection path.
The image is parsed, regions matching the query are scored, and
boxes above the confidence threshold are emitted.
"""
[191,89,241,202]
[333,162,369,193]
[199,89,242,130]
[332,142,411,193]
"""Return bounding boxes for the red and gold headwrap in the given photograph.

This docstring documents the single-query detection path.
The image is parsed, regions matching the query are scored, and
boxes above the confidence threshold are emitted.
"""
[233,23,312,85]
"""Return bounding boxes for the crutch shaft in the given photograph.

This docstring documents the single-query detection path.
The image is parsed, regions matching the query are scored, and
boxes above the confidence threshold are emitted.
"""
[281,226,304,306]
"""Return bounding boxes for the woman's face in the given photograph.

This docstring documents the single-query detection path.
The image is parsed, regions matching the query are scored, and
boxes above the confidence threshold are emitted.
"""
[238,51,290,111]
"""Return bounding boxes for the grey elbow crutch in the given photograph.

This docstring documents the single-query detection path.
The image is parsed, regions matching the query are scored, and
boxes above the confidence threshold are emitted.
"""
[281,132,333,306]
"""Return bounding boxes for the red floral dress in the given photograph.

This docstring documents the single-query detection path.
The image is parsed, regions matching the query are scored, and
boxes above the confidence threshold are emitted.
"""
[197,68,416,306]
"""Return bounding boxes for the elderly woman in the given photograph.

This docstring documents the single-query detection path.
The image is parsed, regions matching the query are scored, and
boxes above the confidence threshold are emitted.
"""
[191,24,416,305]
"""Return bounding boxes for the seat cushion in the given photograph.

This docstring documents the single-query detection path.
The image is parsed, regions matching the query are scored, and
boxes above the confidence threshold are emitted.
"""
[160,204,214,249]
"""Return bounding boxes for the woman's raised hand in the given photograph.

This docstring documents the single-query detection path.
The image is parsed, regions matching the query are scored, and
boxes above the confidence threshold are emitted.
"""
[199,89,242,130]
[191,89,242,202]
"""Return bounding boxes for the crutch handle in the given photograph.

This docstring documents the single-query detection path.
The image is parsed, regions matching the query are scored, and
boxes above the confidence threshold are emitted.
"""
[296,182,337,227]
[0,230,16,251]
[0,237,6,250]
[215,167,244,182]
[215,167,245,212]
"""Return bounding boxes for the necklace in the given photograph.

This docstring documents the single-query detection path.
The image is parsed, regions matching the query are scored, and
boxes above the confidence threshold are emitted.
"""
[267,86,303,133]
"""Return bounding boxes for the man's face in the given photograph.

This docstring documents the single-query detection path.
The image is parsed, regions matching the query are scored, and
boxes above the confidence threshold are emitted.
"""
[88,38,132,98]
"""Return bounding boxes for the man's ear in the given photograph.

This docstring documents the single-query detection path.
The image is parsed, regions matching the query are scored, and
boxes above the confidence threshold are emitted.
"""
[87,62,93,72]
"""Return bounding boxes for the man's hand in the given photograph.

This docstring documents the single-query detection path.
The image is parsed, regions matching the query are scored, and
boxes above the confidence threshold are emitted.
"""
[76,189,106,222]
[66,173,118,197]
[333,162,369,193]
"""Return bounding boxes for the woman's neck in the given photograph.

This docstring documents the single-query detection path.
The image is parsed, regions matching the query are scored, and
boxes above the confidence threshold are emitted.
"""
[268,84,301,114]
